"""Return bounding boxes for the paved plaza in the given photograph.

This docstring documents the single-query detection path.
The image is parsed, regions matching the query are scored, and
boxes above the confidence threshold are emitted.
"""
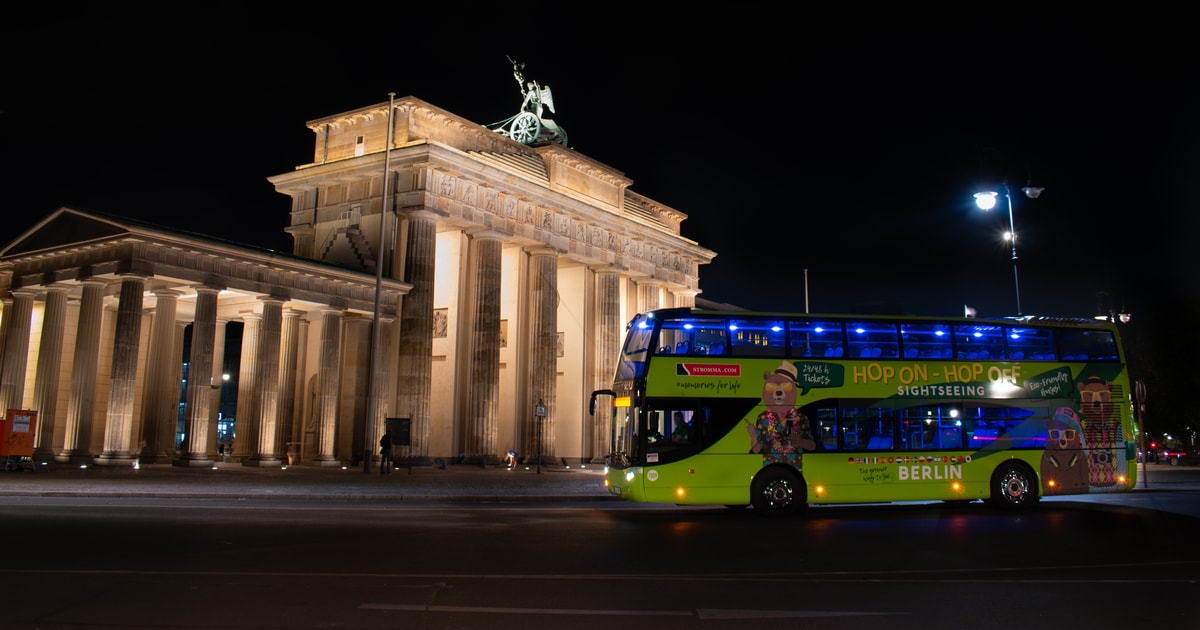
[0,459,614,502]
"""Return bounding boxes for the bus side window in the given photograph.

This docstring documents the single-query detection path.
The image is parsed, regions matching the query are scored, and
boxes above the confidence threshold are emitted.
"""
[866,427,895,450]
[813,409,838,451]
[840,419,863,450]
[939,426,962,449]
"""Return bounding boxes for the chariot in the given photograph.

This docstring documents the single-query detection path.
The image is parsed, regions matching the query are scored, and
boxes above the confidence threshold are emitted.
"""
[487,59,568,146]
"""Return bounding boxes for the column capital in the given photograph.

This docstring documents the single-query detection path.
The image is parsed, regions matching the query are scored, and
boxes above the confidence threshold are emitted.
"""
[466,228,510,241]
[191,284,222,297]
[399,207,444,222]
[43,282,73,295]
[525,246,564,257]
[285,224,314,237]
[10,286,39,298]
[588,264,626,274]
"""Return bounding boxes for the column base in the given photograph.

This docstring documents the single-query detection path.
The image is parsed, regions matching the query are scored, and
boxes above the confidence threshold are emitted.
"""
[242,457,285,468]
[58,452,92,466]
[93,455,137,467]
[173,457,216,468]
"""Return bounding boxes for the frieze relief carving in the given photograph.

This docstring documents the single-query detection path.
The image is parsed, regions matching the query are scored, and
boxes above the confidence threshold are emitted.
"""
[439,173,455,197]
[483,188,498,212]
[503,196,517,218]
[463,182,476,206]
[523,203,535,224]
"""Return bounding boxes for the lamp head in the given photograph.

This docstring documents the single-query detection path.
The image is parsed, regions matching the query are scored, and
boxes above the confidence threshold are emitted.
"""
[1021,186,1044,199]
[974,191,999,211]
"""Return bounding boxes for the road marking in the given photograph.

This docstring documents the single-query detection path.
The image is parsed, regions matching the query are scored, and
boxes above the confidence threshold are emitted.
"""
[359,603,899,618]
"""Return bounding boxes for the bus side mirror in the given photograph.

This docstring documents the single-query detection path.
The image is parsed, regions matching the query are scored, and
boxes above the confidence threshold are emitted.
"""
[589,389,615,416]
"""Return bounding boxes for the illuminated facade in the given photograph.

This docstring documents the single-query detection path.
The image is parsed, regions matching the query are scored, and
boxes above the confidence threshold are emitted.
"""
[0,96,714,469]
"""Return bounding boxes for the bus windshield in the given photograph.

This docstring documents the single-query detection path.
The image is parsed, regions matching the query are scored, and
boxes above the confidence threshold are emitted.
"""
[615,314,654,381]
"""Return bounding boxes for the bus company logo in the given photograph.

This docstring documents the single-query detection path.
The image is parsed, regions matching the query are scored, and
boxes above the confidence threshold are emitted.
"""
[676,363,741,377]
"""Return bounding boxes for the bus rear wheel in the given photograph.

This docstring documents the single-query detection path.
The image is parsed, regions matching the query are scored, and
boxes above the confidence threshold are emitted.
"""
[751,467,806,517]
[989,462,1040,509]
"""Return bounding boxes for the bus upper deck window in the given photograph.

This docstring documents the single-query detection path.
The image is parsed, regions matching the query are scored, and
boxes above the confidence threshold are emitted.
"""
[730,319,785,356]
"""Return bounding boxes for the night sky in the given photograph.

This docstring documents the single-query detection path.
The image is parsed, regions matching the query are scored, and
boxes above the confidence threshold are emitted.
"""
[3,7,1196,324]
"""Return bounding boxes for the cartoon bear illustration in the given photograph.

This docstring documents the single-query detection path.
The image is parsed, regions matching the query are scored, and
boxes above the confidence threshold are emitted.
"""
[1040,406,1090,495]
[1078,376,1122,487]
[746,360,816,467]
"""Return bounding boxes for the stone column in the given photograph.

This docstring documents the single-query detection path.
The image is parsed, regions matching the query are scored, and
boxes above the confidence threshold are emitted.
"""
[397,210,437,464]
[276,308,304,464]
[672,289,698,308]
[293,317,310,451]
[591,269,622,463]
[0,288,35,413]
[61,279,105,464]
[0,294,10,375]
[525,248,558,466]
[139,289,181,463]
[246,296,284,467]
[637,281,663,313]
[285,224,315,259]
[32,284,69,461]
[96,274,146,467]
[638,281,666,347]
[205,319,228,459]
[232,313,261,459]
[363,312,396,470]
[462,230,504,465]
[313,307,343,466]
[177,285,220,467]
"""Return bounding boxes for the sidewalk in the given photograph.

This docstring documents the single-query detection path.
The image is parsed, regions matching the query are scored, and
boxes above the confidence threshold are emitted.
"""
[0,459,616,502]
[0,460,1193,503]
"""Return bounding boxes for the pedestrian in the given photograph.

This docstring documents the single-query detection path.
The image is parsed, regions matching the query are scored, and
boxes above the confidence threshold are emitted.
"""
[505,449,519,469]
[379,428,394,474]
[671,411,692,444]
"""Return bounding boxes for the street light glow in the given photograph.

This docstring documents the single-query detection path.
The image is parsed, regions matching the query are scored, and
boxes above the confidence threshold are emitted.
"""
[974,191,999,211]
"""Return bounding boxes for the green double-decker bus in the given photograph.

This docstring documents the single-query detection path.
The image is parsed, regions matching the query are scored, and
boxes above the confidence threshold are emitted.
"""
[590,307,1137,517]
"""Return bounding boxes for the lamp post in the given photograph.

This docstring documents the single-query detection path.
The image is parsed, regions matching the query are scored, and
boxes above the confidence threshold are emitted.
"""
[1094,291,1131,324]
[974,181,1043,317]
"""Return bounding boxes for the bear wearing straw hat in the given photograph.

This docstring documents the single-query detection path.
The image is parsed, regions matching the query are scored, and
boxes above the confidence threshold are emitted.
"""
[746,360,816,466]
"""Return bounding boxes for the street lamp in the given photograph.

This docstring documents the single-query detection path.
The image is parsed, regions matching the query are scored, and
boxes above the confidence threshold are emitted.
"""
[1094,291,1131,323]
[974,181,1043,316]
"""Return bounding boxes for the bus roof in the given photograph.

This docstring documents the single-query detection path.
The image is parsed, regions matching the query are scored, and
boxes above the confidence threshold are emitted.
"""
[642,307,1112,329]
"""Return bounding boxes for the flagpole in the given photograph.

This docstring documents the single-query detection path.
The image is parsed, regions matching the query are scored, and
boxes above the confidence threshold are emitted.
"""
[364,92,396,473]
[804,269,809,313]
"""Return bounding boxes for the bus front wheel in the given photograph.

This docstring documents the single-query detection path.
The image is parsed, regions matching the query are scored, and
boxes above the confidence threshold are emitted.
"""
[989,462,1040,509]
[751,467,807,517]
